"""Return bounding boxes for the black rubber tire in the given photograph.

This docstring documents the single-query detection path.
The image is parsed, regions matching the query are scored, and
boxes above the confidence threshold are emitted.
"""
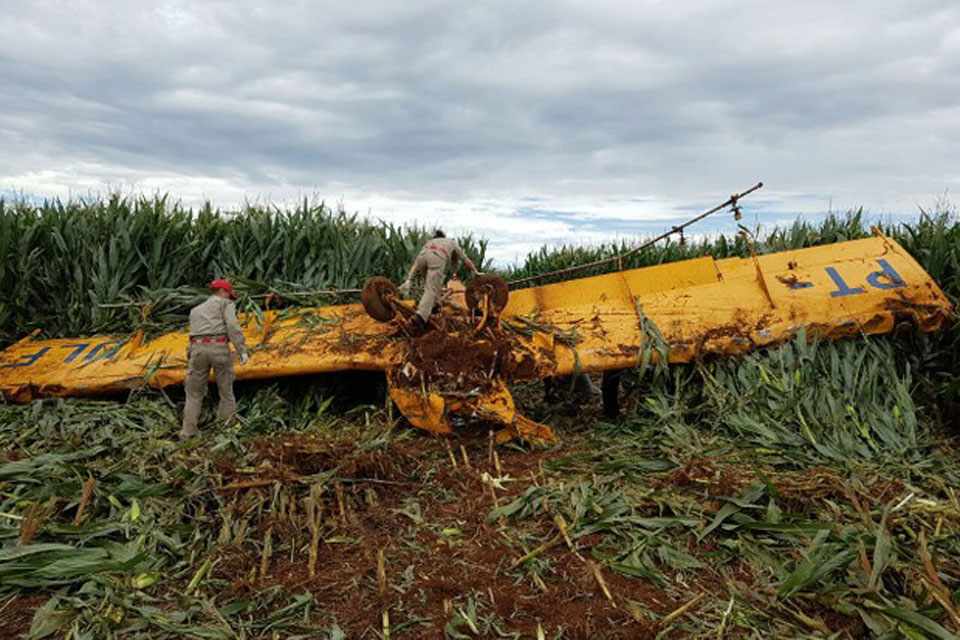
[361,277,398,322]
[466,275,509,314]
[601,369,624,419]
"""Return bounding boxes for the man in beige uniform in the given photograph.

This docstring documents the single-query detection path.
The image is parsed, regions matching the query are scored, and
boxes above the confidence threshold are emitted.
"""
[399,230,479,333]
[180,279,249,440]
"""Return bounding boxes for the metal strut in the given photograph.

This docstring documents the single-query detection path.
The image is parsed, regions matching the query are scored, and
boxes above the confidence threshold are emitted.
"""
[507,181,764,288]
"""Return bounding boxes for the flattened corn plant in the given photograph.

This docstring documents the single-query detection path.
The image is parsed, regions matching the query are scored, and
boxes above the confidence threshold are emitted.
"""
[0,385,391,639]
[501,334,960,638]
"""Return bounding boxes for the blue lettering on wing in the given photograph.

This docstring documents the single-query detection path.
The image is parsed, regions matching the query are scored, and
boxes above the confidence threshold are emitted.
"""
[0,347,51,368]
[866,259,906,290]
[62,343,90,364]
[825,267,866,298]
[83,341,123,363]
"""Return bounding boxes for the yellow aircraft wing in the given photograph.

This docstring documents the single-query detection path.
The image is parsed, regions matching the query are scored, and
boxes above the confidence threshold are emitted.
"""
[0,234,951,441]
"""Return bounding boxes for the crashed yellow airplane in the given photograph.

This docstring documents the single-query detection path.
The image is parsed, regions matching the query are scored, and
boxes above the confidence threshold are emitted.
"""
[0,232,952,443]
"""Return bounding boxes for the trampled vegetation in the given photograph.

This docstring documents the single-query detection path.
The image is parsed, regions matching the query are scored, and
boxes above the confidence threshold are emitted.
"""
[0,195,958,638]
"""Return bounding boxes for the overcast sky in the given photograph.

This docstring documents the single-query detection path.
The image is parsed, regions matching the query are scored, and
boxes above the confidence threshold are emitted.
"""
[1,1,958,262]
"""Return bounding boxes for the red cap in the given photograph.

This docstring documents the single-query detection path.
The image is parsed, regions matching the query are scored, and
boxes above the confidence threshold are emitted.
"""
[210,278,237,299]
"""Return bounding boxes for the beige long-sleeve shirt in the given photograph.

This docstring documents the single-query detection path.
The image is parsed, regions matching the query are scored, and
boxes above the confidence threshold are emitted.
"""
[422,238,465,266]
[406,238,469,282]
[188,295,247,353]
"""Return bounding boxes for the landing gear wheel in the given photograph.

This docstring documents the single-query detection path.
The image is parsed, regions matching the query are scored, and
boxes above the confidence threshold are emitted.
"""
[466,275,509,315]
[361,277,398,322]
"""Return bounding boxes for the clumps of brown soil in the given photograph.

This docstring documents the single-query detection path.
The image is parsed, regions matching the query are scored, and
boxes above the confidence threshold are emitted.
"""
[211,437,674,639]
[1,449,23,462]
[496,553,668,638]
[776,274,812,289]
[217,432,426,489]
[406,331,501,391]
[883,290,952,330]
[656,457,750,497]
[0,595,46,638]
[658,459,908,520]
[773,468,906,513]
[394,311,546,393]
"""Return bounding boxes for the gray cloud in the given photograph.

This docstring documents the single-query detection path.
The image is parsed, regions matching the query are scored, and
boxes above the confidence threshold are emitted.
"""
[1,0,958,261]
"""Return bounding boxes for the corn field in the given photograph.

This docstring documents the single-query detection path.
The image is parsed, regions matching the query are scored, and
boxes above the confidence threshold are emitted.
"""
[0,195,488,344]
[0,194,959,639]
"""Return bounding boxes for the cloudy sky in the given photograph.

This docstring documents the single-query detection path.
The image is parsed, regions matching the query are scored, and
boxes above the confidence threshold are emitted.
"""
[1,1,958,262]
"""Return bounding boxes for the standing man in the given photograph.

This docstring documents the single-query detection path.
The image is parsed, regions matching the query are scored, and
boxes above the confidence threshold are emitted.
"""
[399,230,480,334]
[180,279,249,440]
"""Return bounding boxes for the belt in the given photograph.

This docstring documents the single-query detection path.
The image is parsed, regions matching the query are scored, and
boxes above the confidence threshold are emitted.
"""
[190,335,228,344]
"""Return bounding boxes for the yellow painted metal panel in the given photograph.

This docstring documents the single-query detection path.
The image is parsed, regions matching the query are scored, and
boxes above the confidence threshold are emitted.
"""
[0,236,952,414]
[504,255,719,315]
[0,305,401,401]
[538,236,951,375]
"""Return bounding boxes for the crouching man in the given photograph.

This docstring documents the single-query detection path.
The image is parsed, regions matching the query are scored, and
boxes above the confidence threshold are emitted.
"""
[180,279,249,440]
[398,230,480,335]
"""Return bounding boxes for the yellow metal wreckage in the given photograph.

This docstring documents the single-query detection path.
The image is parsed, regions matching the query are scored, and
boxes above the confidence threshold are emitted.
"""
[0,233,952,443]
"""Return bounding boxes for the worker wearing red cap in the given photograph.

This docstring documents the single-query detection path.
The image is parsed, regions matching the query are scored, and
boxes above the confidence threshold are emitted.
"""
[180,279,249,440]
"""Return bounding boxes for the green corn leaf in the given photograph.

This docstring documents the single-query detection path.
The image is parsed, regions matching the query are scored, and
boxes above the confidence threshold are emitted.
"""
[699,482,766,540]
[880,607,959,640]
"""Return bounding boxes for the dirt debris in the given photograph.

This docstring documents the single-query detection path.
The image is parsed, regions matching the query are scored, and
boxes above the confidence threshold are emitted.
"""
[0,595,46,638]
[657,457,749,497]
[394,310,554,393]
[211,435,669,638]
[216,432,425,489]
